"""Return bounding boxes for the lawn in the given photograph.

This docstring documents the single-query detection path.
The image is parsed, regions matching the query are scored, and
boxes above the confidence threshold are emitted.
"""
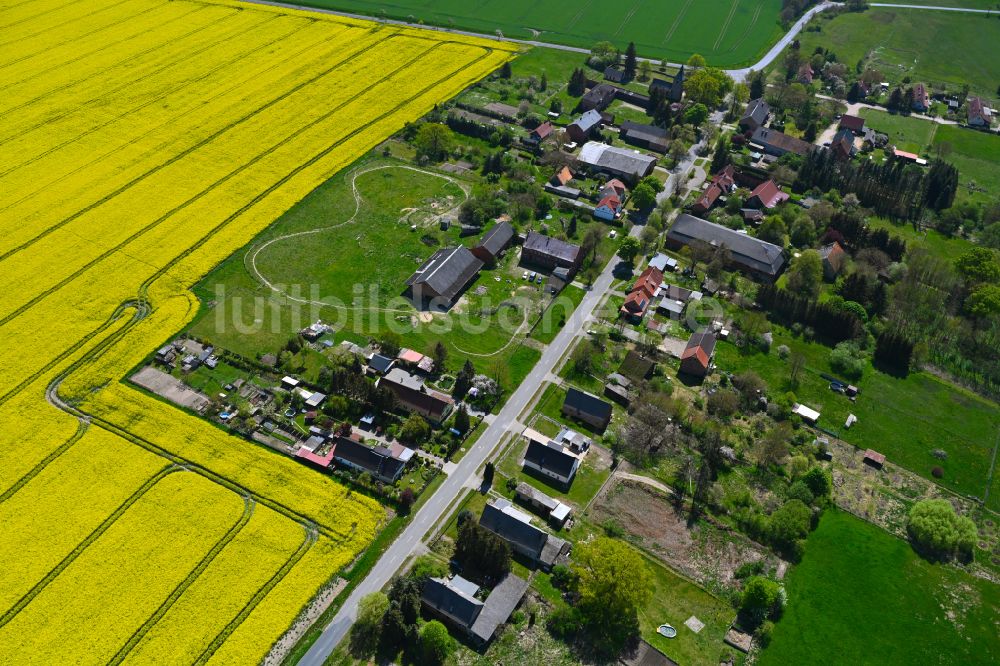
[531,284,587,345]
[858,108,938,155]
[760,510,1000,666]
[496,436,611,509]
[637,552,735,666]
[188,157,547,390]
[933,124,1000,203]
[788,8,1000,97]
[714,327,1000,504]
[297,0,786,65]
[533,382,617,437]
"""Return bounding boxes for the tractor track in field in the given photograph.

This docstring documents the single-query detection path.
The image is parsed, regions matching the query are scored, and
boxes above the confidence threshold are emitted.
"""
[713,0,742,53]
[0,0,118,35]
[662,0,693,45]
[106,494,257,666]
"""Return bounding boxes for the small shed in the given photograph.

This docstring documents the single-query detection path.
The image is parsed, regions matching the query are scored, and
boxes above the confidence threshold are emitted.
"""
[863,449,886,469]
[792,403,820,424]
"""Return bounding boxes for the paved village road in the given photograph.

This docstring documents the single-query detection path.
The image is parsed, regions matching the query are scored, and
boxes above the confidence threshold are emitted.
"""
[299,227,641,666]
[871,3,999,13]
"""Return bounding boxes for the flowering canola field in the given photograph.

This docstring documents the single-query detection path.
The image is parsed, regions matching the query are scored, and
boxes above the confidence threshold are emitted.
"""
[0,0,515,662]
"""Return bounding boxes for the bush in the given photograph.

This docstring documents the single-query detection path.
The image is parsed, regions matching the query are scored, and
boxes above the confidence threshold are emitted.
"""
[418,620,455,665]
[740,576,782,628]
[931,466,944,478]
[550,564,578,592]
[907,499,976,561]
[707,389,740,417]
[546,605,584,638]
[756,619,775,647]
[801,466,832,500]
[829,342,866,379]
[786,480,815,505]
[734,559,765,580]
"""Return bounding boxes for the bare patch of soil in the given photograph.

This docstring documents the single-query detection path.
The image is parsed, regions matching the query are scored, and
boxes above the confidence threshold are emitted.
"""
[589,479,775,591]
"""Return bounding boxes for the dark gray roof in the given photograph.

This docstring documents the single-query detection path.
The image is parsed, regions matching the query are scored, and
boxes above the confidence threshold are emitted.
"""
[332,436,406,481]
[470,573,530,642]
[524,439,578,478]
[406,246,483,301]
[563,387,613,421]
[741,98,770,126]
[422,577,483,628]
[667,214,786,277]
[523,231,581,264]
[750,127,813,156]
[369,354,394,374]
[476,221,514,257]
[620,120,668,140]
[578,142,658,178]
[582,84,616,108]
[480,500,548,557]
[685,331,717,358]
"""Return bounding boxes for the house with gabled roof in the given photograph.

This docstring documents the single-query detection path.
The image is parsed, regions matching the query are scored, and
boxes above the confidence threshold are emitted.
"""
[471,220,514,265]
[751,127,813,157]
[839,114,865,134]
[562,387,613,432]
[523,438,581,487]
[421,573,530,646]
[819,241,846,280]
[521,231,582,273]
[679,331,716,377]
[567,109,603,143]
[968,97,992,127]
[377,367,454,424]
[740,98,770,132]
[479,499,569,570]
[666,214,786,280]
[526,121,554,147]
[747,179,790,210]
[577,142,658,181]
[619,121,669,153]
[912,83,929,112]
[406,246,483,305]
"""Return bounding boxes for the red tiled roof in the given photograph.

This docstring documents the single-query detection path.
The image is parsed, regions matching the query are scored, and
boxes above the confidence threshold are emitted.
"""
[969,97,990,124]
[863,449,886,465]
[533,121,554,139]
[893,148,919,160]
[750,179,789,209]
[631,266,663,299]
[693,183,722,212]
[554,166,573,185]
[296,447,334,468]
[622,290,650,314]
[604,178,627,196]
[597,194,621,212]
[714,164,736,190]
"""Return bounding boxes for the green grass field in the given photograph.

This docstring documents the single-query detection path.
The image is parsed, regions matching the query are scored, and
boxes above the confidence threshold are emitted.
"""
[298,0,785,65]
[791,8,1000,97]
[760,510,1000,666]
[866,216,976,262]
[858,108,938,154]
[715,328,1000,505]
[187,157,555,389]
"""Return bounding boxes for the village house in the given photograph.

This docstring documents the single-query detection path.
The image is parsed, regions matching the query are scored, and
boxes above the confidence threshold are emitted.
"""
[514,482,572,528]
[739,98,770,133]
[421,573,530,646]
[471,220,514,265]
[561,387,613,432]
[619,121,670,153]
[603,66,625,83]
[657,283,702,320]
[545,166,582,199]
[621,265,663,322]
[479,499,570,570]
[750,127,813,158]
[525,121,554,147]
[567,109,603,143]
[666,214,786,280]
[579,83,617,112]
[679,330,717,377]
[830,128,857,161]
[594,190,623,221]
[648,252,678,273]
[577,141,657,181]
[603,372,632,407]
[746,179,790,210]
[522,435,581,487]
[691,164,737,214]
[405,246,483,305]
[912,83,930,112]
[819,241,847,280]
[521,231,583,274]
[797,63,814,85]
[968,96,992,128]
[376,367,454,424]
[328,434,413,483]
[397,347,435,374]
[366,352,395,376]
[838,114,866,135]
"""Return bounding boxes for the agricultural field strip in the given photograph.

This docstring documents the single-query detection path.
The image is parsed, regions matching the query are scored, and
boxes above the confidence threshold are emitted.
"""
[0,473,248,662]
[0,27,417,257]
[0,0,132,41]
[0,21,354,231]
[120,506,307,665]
[0,428,166,612]
[0,12,318,177]
[0,42,495,390]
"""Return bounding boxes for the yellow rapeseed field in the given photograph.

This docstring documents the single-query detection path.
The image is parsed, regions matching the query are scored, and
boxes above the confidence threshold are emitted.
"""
[0,0,515,662]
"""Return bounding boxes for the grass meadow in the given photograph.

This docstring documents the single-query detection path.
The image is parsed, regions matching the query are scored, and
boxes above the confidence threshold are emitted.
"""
[714,327,1000,505]
[188,157,553,388]
[298,0,785,65]
[792,8,1000,97]
[760,510,1000,665]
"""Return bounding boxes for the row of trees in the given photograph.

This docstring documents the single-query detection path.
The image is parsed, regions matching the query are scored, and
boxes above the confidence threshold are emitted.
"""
[794,148,959,221]
[756,283,866,342]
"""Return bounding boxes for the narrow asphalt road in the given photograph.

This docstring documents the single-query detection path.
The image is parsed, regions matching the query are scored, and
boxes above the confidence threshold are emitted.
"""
[299,226,639,665]
[871,3,999,13]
